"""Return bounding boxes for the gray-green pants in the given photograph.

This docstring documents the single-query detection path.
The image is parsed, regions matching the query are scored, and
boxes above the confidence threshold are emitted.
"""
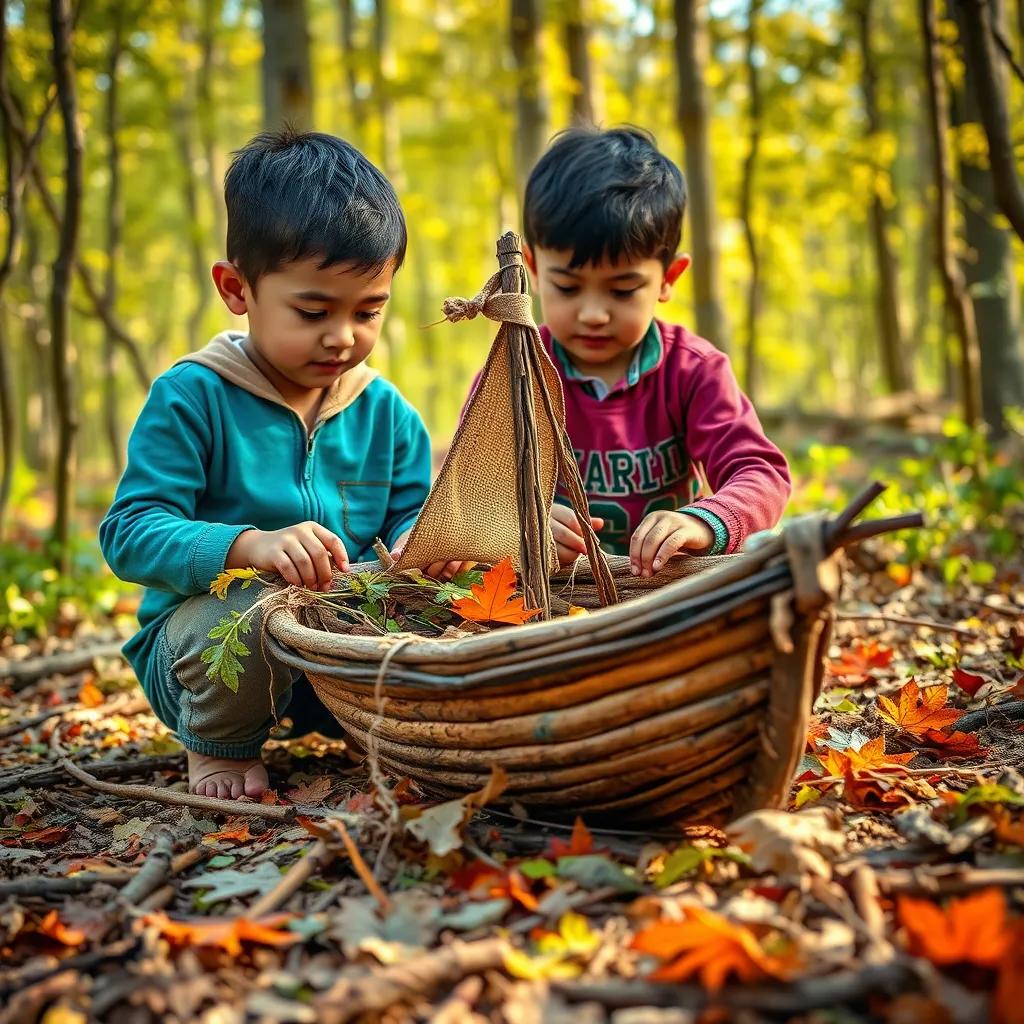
[152,582,343,758]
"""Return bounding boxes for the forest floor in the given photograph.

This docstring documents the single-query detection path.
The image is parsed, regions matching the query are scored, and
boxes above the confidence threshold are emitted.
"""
[1,527,1023,1024]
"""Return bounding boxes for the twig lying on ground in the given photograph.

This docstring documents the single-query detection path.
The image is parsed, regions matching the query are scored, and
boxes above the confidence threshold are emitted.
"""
[835,612,979,638]
[0,640,126,690]
[314,937,509,1024]
[0,752,185,795]
[248,840,335,917]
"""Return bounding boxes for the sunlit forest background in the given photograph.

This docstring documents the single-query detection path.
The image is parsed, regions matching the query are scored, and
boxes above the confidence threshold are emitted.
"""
[1,0,1023,590]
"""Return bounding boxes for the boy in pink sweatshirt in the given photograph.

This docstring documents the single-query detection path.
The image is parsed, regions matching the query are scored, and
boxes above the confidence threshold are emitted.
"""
[522,126,791,577]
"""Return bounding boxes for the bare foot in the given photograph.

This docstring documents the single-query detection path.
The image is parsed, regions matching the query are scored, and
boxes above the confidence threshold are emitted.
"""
[188,751,269,800]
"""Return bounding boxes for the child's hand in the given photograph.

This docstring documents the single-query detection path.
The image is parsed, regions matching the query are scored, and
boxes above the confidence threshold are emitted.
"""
[390,530,465,582]
[228,523,349,591]
[630,511,714,577]
[550,504,605,567]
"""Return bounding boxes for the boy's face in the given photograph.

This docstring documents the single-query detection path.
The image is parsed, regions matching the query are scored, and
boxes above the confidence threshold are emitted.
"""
[525,246,689,376]
[213,256,394,400]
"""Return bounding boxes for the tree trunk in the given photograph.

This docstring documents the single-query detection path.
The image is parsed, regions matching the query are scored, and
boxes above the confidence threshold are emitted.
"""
[739,0,762,401]
[957,0,1024,242]
[855,0,911,394]
[564,0,599,125]
[338,0,365,139]
[0,2,20,534]
[921,0,982,426]
[371,0,403,384]
[199,0,226,250]
[952,0,1024,435]
[48,0,83,572]
[103,6,124,478]
[174,25,212,351]
[261,0,313,131]
[21,224,53,473]
[510,0,547,197]
[673,0,728,350]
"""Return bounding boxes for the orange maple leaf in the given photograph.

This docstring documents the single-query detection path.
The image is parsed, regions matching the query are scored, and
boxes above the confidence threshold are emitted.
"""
[36,910,86,947]
[145,912,300,956]
[877,679,963,738]
[202,821,253,845]
[995,920,1024,1024]
[841,765,913,811]
[897,889,1008,968]
[78,679,105,708]
[916,729,985,758]
[817,736,915,777]
[546,817,597,859]
[828,640,895,683]
[450,557,542,626]
[631,907,797,992]
[992,808,1024,848]
[449,861,539,911]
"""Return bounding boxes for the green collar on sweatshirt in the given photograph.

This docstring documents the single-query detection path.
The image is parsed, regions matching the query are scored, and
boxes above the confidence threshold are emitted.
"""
[551,321,661,400]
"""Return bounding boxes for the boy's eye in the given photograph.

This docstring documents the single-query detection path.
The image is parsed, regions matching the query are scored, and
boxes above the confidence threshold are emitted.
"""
[296,308,326,321]
[552,284,578,295]
[356,310,382,323]
[612,288,640,299]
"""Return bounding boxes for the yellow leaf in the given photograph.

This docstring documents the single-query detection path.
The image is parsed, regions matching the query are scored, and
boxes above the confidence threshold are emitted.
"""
[78,679,104,708]
[210,568,257,600]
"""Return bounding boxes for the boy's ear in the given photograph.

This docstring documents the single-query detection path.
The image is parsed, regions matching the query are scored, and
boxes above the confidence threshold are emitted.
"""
[212,261,248,315]
[659,253,691,301]
[521,244,539,285]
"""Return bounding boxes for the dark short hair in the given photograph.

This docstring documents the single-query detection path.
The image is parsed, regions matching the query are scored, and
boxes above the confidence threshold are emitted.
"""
[224,127,407,287]
[524,125,686,268]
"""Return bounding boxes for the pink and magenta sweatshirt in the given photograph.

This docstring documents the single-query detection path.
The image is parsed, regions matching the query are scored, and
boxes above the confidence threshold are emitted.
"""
[543,319,791,555]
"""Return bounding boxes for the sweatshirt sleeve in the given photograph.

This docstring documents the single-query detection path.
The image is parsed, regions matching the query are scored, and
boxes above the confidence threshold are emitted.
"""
[98,375,255,595]
[380,396,432,549]
[679,350,791,553]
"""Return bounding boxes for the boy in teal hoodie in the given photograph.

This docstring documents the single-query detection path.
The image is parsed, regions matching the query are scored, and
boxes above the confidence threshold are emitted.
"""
[100,129,431,801]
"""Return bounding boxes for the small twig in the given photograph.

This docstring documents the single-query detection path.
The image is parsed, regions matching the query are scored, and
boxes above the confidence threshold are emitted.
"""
[330,818,392,913]
[979,598,1023,620]
[835,612,979,638]
[0,752,185,795]
[248,840,335,917]
[874,865,1024,895]
[372,538,396,570]
[314,937,508,1023]
[49,730,295,823]
[0,705,73,740]
[120,830,175,906]
[849,864,896,963]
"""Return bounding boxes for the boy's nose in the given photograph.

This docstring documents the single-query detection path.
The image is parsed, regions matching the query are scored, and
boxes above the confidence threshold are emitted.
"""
[579,306,611,326]
[321,328,355,350]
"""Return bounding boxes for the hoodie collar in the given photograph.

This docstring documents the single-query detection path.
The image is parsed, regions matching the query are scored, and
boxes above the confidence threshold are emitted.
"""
[176,331,379,428]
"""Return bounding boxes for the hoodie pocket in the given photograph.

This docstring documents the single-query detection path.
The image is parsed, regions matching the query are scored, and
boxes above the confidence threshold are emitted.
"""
[337,480,391,554]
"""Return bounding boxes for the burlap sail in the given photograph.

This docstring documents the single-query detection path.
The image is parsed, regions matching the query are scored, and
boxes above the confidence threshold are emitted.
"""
[396,242,566,577]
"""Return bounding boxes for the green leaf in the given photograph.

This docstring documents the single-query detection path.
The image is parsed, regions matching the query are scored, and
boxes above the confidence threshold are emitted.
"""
[555,855,640,893]
[518,858,556,879]
[181,861,285,905]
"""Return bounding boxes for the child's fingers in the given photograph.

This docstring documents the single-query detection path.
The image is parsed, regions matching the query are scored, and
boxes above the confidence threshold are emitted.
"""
[272,549,304,587]
[650,529,691,573]
[549,504,578,529]
[311,523,350,573]
[283,537,319,589]
[299,533,335,591]
[550,519,587,554]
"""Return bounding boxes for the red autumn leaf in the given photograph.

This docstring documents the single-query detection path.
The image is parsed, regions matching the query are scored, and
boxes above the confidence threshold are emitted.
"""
[952,667,988,698]
[877,679,963,738]
[450,557,542,626]
[36,910,87,947]
[344,792,377,814]
[8,825,72,846]
[285,776,334,805]
[917,729,985,758]
[78,679,105,708]
[631,907,798,992]
[897,888,1008,968]
[449,860,538,911]
[144,911,300,957]
[546,817,598,859]
[828,639,895,684]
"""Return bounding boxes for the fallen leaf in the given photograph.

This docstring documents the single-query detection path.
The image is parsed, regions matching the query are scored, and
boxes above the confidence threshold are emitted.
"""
[842,766,915,811]
[202,822,253,846]
[546,817,596,859]
[40,1006,87,1024]
[11,826,72,847]
[181,861,284,904]
[952,667,989,698]
[995,919,1024,1024]
[450,557,542,626]
[286,776,334,805]
[631,907,797,992]
[36,910,86,946]
[145,911,299,956]
[877,679,963,738]
[404,766,508,856]
[556,855,641,893]
[897,888,1008,968]
[78,679,104,708]
[916,729,985,758]
[112,817,155,843]
[817,736,915,777]
[727,807,845,884]
[829,639,895,684]
[991,808,1024,847]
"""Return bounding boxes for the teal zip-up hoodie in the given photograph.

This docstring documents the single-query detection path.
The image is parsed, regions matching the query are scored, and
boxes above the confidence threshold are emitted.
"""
[99,330,431,700]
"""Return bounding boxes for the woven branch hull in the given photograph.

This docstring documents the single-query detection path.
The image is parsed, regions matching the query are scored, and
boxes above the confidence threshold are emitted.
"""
[265,522,837,825]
